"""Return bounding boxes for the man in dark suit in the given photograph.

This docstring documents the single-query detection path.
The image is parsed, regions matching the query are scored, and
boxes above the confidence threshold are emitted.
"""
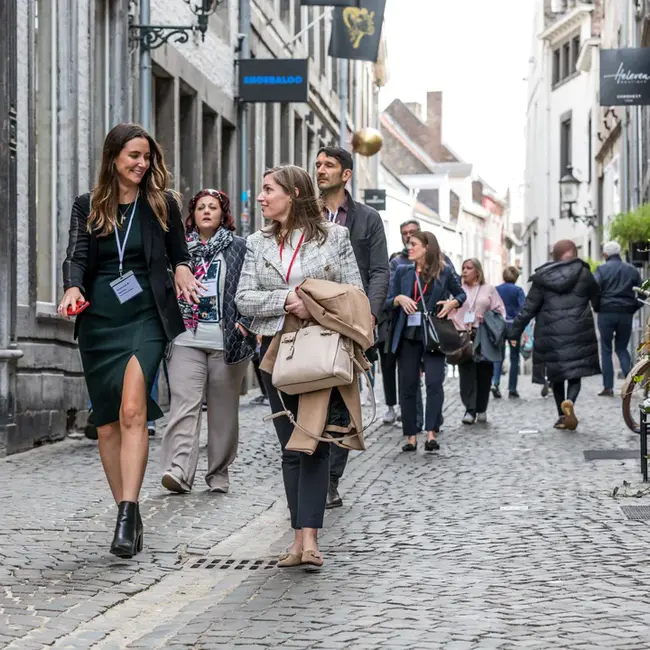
[315,146,389,509]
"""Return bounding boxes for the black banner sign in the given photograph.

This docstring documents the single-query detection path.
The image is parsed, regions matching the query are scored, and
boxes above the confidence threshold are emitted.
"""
[328,0,386,62]
[301,0,358,5]
[600,48,650,106]
[238,59,309,103]
[363,189,386,211]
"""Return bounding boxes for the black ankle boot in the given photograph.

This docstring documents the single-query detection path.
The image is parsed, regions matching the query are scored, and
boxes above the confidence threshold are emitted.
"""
[136,503,144,547]
[110,501,142,558]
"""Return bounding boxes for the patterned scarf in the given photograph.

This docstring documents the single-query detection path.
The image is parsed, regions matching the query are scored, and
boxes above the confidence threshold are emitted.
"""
[179,227,234,332]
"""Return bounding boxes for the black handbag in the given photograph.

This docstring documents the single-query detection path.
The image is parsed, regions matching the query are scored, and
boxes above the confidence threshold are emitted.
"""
[415,275,462,354]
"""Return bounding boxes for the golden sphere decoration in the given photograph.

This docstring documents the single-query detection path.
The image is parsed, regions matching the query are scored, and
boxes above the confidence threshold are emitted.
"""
[351,127,383,157]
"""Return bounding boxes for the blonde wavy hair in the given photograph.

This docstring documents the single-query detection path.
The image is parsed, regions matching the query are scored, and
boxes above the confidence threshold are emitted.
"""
[89,123,175,236]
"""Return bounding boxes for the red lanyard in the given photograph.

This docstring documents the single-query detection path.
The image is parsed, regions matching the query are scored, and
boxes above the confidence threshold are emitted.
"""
[279,232,305,283]
[414,273,428,304]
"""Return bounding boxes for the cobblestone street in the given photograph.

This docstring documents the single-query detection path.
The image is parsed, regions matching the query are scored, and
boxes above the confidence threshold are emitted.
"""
[2,373,650,649]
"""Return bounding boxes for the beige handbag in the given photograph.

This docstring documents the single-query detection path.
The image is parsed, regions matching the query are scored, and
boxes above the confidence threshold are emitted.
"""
[271,324,355,395]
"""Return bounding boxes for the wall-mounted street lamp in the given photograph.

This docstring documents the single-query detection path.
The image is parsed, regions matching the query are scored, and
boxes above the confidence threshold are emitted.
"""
[130,0,220,51]
[559,165,598,227]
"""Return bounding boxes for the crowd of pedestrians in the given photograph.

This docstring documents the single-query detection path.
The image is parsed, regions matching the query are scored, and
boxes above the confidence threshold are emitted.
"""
[58,122,640,568]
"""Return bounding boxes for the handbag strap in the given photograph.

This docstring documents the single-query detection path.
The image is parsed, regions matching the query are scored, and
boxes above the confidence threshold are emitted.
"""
[263,356,377,445]
[414,272,431,317]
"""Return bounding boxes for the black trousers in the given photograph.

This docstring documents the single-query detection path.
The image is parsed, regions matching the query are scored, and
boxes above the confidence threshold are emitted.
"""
[459,360,493,416]
[552,378,581,416]
[379,347,397,407]
[397,339,446,436]
[260,340,329,529]
[252,352,267,398]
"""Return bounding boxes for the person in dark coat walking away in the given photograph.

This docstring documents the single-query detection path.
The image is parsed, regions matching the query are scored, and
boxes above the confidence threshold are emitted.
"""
[315,146,389,510]
[509,240,601,430]
[491,266,526,399]
[594,241,642,396]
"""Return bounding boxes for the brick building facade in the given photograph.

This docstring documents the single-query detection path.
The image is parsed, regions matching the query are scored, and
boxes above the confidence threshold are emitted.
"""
[0,0,383,456]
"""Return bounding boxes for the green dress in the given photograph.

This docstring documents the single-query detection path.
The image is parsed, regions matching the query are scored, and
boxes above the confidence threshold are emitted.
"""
[78,203,166,427]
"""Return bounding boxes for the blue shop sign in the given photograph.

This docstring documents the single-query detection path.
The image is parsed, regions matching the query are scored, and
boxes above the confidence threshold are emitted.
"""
[238,59,309,103]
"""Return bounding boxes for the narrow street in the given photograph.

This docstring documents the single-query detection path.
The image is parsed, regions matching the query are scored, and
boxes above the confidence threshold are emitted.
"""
[2,376,650,649]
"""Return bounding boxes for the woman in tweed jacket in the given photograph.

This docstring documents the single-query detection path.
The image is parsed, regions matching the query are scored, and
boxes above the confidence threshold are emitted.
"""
[235,164,363,569]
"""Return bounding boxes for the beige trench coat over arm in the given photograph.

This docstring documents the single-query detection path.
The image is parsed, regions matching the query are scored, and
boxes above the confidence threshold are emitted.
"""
[260,279,374,454]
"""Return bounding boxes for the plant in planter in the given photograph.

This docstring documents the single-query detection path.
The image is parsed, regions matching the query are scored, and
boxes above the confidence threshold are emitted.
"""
[609,204,650,262]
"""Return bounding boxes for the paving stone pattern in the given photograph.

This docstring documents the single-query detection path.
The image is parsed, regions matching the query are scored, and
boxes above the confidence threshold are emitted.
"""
[2,375,650,649]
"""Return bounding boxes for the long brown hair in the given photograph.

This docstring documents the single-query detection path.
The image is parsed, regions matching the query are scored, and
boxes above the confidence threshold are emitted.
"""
[89,123,174,236]
[262,165,328,244]
[411,231,444,283]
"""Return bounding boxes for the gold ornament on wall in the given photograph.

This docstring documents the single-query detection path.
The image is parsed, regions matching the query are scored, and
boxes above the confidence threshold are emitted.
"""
[351,127,383,157]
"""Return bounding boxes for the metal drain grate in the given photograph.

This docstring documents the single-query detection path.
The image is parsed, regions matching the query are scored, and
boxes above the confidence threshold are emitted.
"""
[186,557,278,570]
[583,449,638,461]
[621,506,650,520]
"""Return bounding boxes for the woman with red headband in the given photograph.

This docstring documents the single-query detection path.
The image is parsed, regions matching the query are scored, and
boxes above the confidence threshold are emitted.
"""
[161,189,254,494]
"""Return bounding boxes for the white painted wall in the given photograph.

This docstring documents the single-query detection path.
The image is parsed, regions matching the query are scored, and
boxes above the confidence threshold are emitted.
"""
[524,1,598,279]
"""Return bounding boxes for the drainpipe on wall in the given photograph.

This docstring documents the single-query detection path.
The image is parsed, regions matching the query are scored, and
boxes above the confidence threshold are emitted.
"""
[139,0,151,130]
[0,0,22,455]
[237,0,251,237]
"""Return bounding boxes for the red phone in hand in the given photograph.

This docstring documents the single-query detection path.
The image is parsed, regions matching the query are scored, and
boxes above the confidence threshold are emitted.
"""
[67,300,90,317]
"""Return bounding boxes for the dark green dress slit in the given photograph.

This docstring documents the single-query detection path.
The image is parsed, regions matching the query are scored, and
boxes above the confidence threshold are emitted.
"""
[78,203,166,427]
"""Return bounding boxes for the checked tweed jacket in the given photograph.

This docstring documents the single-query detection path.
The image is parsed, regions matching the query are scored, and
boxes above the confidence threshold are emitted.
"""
[235,222,364,336]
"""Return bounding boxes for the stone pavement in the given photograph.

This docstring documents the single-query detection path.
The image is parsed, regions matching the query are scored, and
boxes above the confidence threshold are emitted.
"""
[2,372,650,649]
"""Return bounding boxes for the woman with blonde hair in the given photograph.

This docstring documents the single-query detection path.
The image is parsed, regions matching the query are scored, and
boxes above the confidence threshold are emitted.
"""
[450,258,506,425]
[58,123,197,557]
[387,231,465,452]
[236,164,364,569]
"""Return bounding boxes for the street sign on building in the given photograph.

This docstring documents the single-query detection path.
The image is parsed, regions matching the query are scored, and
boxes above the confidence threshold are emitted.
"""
[238,59,309,103]
[329,0,386,62]
[600,48,650,106]
[363,189,386,211]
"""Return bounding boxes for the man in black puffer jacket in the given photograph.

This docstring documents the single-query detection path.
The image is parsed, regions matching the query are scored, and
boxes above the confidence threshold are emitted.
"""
[594,241,642,396]
[509,240,600,431]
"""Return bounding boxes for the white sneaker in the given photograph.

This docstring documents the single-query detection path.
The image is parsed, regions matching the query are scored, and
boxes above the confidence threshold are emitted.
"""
[382,407,396,424]
[462,411,476,425]
[477,412,487,423]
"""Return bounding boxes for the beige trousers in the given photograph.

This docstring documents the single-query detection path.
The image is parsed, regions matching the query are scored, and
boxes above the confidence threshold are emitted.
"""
[161,345,249,491]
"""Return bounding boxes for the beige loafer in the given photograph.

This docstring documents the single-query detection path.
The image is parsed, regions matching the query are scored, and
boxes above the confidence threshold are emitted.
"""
[277,552,303,568]
[301,549,324,568]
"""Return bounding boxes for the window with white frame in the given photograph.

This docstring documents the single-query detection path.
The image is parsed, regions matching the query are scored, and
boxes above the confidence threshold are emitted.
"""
[35,0,58,305]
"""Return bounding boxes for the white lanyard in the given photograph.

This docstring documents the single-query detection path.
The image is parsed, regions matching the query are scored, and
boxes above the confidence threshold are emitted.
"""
[114,197,138,277]
[327,208,339,223]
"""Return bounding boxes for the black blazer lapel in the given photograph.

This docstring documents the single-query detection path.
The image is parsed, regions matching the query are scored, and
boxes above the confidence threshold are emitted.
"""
[140,198,154,269]
[345,190,357,233]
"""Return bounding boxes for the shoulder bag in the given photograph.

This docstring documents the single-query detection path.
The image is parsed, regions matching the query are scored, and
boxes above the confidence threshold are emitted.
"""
[415,274,462,355]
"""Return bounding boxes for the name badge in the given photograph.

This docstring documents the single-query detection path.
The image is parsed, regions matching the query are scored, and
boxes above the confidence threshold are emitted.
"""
[464,310,476,325]
[407,312,422,327]
[109,271,143,304]
[203,279,217,297]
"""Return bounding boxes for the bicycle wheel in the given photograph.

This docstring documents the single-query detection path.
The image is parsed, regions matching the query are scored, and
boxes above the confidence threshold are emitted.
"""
[621,357,650,433]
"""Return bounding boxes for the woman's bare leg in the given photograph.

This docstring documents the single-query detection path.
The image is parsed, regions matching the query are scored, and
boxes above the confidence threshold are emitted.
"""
[119,356,149,503]
[97,422,123,503]
[288,529,304,555]
[302,528,319,553]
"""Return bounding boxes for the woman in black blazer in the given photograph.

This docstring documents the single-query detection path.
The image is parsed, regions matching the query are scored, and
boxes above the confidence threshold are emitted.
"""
[58,123,196,558]
[387,231,466,452]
